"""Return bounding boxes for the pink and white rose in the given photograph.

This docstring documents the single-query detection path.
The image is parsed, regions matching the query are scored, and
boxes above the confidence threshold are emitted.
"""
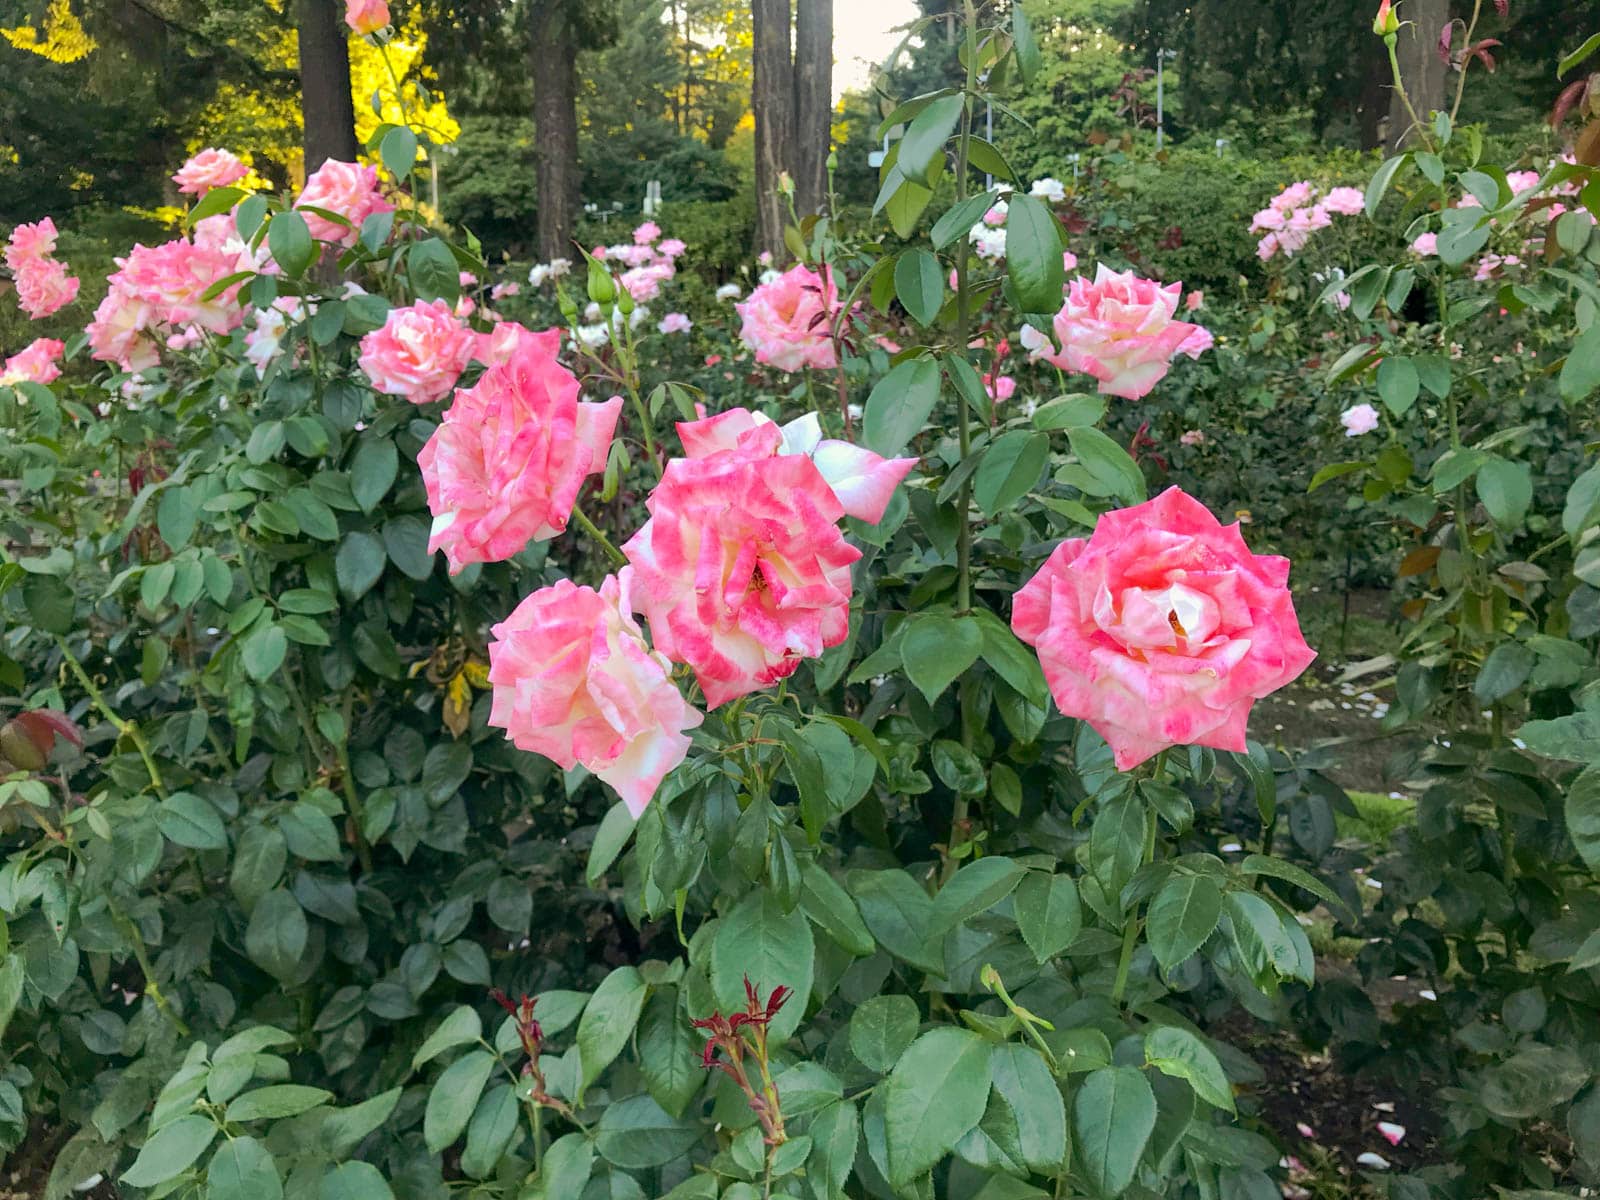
[0,338,66,386]
[357,299,476,404]
[295,160,394,247]
[1013,486,1316,770]
[172,149,249,195]
[735,263,840,373]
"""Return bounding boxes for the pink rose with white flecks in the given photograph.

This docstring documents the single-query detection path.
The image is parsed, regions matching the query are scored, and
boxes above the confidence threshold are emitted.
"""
[1341,403,1380,436]
[345,0,389,33]
[172,149,249,196]
[295,160,394,247]
[0,338,66,386]
[675,407,915,524]
[1020,264,1208,400]
[735,263,840,373]
[487,570,703,817]
[357,299,477,404]
[622,449,861,708]
[1013,486,1316,770]
[419,327,620,572]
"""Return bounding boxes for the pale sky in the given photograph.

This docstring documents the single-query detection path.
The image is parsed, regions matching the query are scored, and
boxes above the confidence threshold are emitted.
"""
[834,1,923,100]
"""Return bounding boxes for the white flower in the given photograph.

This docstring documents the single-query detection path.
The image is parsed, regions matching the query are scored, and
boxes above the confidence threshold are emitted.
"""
[715,283,742,301]
[575,323,610,348]
[968,224,1007,261]
[759,268,782,285]
[1030,177,1066,203]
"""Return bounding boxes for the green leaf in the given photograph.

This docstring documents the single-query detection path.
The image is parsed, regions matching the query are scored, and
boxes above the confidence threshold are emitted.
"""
[244,888,307,981]
[336,531,386,600]
[931,191,1000,250]
[408,238,461,304]
[808,1100,860,1197]
[156,792,228,851]
[989,1043,1066,1173]
[1073,1067,1156,1197]
[379,125,418,182]
[1144,1025,1234,1112]
[638,989,702,1117]
[586,802,636,882]
[279,802,343,862]
[1014,872,1082,963]
[595,1094,700,1169]
[884,1028,992,1185]
[863,358,940,457]
[1566,766,1600,872]
[1473,641,1536,703]
[1519,712,1600,762]
[710,890,813,1042]
[1012,4,1041,81]
[974,430,1048,514]
[848,868,944,974]
[897,94,964,179]
[1560,31,1600,76]
[318,1161,395,1200]
[423,1049,495,1153]
[895,249,944,326]
[267,211,316,278]
[157,487,198,552]
[321,1088,402,1158]
[849,994,920,1073]
[413,1005,483,1070]
[931,856,1025,935]
[1068,426,1145,504]
[885,178,934,239]
[1005,194,1065,315]
[1477,457,1532,528]
[538,1134,595,1199]
[577,966,648,1090]
[799,862,874,956]
[0,957,25,1046]
[350,438,399,513]
[1561,323,1600,403]
[120,1114,217,1188]
[901,613,982,704]
[1376,357,1420,417]
[460,1084,519,1178]
[206,1136,282,1200]
[1146,875,1223,971]
[972,609,1048,709]
[1238,856,1353,922]
[242,623,287,682]
[225,1085,333,1123]
[1573,464,1600,539]
[1365,154,1409,218]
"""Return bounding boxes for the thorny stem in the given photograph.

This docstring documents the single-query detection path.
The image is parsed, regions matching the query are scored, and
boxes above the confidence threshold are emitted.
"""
[571,505,627,567]
[1384,33,1434,153]
[55,636,166,799]
[1447,0,1484,124]
[109,899,190,1036]
[1112,753,1166,1006]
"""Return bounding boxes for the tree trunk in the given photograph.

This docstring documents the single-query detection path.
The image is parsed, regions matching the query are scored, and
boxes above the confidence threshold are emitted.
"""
[791,0,832,218]
[1387,0,1449,150]
[531,1,581,262]
[297,0,358,176]
[751,0,794,258]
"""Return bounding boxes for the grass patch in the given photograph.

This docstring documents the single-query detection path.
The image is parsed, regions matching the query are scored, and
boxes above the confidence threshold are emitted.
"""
[1340,790,1413,848]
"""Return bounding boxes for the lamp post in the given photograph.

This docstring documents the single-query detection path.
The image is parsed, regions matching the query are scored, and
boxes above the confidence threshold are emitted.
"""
[1155,48,1177,149]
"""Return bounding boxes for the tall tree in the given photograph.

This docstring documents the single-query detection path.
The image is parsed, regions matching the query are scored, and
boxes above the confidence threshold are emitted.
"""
[297,0,358,170]
[1386,0,1447,149]
[792,0,831,215]
[530,0,581,259]
[751,0,792,257]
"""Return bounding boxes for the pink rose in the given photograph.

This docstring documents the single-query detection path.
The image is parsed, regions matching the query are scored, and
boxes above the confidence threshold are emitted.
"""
[622,450,861,708]
[357,299,476,404]
[1410,232,1438,256]
[0,337,66,386]
[14,259,79,319]
[1013,486,1316,770]
[658,238,687,258]
[1340,403,1380,436]
[345,0,389,33]
[295,160,394,247]
[1062,250,1079,272]
[675,407,915,524]
[1178,325,1214,359]
[487,571,703,817]
[1180,429,1206,447]
[1185,290,1203,311]
[735,263,840,373]
[1271,181,1316,213]
[658,312,692,335]
[633,221,661,245]
[419,327,621,572]
[4,218,59,268]
[1250,207,1288,233]
[1321,186,1365,216]
[985,373,1016,402]
[491,282,521,300]
[620,263,673,303]
[172,149,249,196]
[1021,264,1207,400]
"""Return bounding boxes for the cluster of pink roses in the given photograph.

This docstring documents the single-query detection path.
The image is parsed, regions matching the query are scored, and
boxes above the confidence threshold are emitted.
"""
[0,337,65,387]
[735,263,841,372]
[1020,264,1211,401]
[456,382,914,810]
[1014,487,1316,769]
[1410,165,1591,280]
[1251,181,1365,261]
[593,222,686,305]
[5,218,80,321]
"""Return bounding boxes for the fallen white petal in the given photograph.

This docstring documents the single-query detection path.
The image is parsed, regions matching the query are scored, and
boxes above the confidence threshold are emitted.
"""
[1356,1153,1391,1170]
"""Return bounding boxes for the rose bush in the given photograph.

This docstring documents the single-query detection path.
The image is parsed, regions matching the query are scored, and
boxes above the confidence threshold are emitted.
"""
[0,5,1595,1200]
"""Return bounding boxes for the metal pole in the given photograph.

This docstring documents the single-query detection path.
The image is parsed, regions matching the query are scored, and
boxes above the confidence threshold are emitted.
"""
[1156,48,1165,149]
[985,100,993,192]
